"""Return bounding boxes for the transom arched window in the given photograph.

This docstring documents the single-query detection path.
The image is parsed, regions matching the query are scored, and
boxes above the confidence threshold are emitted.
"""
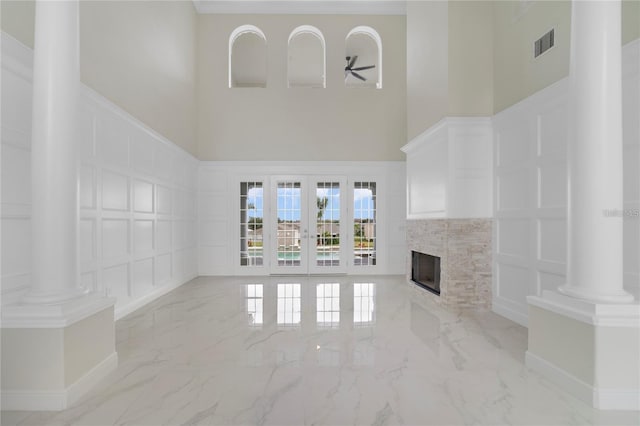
[345,26,382,89]
[288,25,326,88]
[229,25,267,88]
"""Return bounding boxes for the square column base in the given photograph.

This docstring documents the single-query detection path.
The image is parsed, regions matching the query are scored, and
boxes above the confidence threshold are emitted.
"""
[1,295,117,411]
[526,291,640,411]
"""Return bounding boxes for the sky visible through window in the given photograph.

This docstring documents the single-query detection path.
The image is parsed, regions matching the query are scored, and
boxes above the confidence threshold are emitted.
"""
[246,187,375,220]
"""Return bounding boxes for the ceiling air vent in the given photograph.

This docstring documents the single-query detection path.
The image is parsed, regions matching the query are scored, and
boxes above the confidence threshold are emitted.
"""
[534,29,554,58]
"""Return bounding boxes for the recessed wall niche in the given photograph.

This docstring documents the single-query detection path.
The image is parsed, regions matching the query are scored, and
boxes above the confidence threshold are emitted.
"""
[229,25,267,88]
[345,26,382,88]
[288,25,326,88]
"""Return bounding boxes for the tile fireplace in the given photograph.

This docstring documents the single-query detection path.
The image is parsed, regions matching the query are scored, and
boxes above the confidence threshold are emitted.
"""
[407,219,492,309]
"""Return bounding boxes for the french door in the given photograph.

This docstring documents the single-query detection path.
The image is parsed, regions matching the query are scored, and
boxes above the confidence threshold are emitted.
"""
[270,176,347,274]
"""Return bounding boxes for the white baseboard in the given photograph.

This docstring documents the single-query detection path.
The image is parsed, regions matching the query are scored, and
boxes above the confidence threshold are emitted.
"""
[1,352,118,411]
[492,301,528,327]
[114,274,197,320]
[526,351,640,411]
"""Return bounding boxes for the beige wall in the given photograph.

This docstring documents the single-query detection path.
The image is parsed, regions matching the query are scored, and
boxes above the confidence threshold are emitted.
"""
[64,307,115,385]
[0,1,198,156]
[1,328,65,390]
[493,0,639,114]
[406,1,448,140]
[80,1,198,156]
[528,306,595,385]
[492,0,571,114]
[448,1,493,117]
[197,14,406,161]
[529,305,640,392]
[406,1,493,141]
[0,0,35,48]
[622,0,640,44]
[4,1,637,154]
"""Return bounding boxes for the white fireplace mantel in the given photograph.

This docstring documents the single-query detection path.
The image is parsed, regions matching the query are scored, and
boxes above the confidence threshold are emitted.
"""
[401,117,493,219]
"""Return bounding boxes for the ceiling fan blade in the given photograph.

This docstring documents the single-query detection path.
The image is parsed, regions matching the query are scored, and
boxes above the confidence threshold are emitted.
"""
[352,65,375,71]
[351,71,367,82]
[348,55,358,69]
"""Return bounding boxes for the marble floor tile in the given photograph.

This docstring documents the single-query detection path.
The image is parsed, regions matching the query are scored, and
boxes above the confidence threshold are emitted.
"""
[2,275,639,426]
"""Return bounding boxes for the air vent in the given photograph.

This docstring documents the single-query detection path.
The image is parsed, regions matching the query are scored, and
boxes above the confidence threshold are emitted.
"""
[534,29,554,58]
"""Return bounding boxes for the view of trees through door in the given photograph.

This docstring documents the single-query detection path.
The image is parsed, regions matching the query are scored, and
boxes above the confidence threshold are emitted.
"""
[239,178,376,273]
[315,182,341,267]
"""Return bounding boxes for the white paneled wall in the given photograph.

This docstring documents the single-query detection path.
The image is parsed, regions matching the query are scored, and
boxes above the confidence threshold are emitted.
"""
[1,33,198,318]
[493,40,640,326]
[622,41,640,299]
[198,164,230,275]
[402,117,493,219]
[1,34,35,306]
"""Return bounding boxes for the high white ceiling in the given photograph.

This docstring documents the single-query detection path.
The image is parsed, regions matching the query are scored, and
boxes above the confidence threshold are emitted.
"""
[192,0,407,15]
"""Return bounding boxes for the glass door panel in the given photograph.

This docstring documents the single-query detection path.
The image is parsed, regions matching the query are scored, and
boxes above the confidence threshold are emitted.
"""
[353,182,376,267]
[310,179,347,274]
[269,176,346,275]
[240,181,264,267]
[271,178,308,274]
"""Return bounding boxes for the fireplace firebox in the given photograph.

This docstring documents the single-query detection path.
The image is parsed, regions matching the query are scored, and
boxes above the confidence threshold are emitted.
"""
[411,251,441,295]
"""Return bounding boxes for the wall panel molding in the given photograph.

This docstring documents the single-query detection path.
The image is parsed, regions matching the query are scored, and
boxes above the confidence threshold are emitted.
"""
[492,39,640,326]
[1,32,199,318]
[401,117,493,219]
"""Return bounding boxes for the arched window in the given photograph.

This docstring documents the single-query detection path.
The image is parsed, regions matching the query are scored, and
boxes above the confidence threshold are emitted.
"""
[229,25,267,88]
[288,25,326,88]
[345,26,382,89]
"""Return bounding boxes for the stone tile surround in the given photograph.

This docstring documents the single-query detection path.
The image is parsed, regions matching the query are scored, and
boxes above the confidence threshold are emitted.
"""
[407,219,492,309]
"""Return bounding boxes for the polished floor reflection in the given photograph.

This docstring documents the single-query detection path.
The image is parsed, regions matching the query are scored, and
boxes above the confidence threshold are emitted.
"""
[3,276,639,425]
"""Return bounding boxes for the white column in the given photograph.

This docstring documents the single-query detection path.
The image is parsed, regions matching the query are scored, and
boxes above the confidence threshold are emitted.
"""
[25,0,82,303]
[559,0,633,303]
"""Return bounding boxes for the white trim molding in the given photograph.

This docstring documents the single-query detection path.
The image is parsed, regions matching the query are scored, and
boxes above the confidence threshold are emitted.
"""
[193,0,407,15]
[492,300,529,327]
[0,295,116,329]
[528,291,640,328]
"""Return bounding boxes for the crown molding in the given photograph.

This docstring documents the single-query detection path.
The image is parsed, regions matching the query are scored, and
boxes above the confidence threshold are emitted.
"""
[192,1,406,15]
